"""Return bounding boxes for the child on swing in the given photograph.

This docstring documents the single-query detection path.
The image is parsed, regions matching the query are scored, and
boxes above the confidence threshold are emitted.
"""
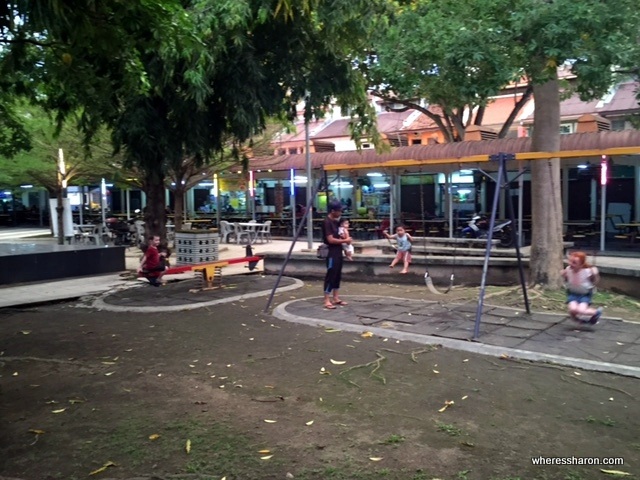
[384,225,414,274]
[561,251,603,324]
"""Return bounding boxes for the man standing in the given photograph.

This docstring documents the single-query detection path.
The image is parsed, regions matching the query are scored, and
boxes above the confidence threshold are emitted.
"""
[322,200,351,309]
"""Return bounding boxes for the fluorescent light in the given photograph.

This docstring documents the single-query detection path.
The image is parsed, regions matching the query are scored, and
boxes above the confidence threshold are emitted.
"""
[577,164,588,169]
[20,184,34,188]
[198,182,214,187]
[373,182,390,188]
[457,189,471,195]
[367,172,383,177]
[459,169,473,175]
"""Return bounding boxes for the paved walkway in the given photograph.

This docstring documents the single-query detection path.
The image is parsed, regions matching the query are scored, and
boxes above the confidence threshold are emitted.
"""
[2,234,640,378]
[275,295,640,378]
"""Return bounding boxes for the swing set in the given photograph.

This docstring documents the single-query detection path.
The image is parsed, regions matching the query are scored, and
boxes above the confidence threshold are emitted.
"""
[264,154,530,340]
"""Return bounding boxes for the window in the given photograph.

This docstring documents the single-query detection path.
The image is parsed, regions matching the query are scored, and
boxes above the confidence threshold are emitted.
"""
[611,119,627,131]
[560,123,575,135]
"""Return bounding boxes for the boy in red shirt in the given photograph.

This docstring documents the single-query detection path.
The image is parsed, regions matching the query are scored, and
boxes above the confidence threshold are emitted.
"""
[138,235,167,286]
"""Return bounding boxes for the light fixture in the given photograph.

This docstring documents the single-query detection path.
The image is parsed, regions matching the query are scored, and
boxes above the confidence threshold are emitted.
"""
[20,184,34,189]
[367,172,383,177]
[600,155,608,186]
[577,164,588,169]
[373,182,390,188]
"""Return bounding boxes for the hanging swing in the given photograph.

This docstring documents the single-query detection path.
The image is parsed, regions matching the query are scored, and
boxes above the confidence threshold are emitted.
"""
[418,170,455,295]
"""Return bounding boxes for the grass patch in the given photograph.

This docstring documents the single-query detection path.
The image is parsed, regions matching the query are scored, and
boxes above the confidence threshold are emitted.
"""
[584,415,616,427]
[436,422,465,437]
[83,417,275,478]
[295,466,435,480]
[381,434,405,445]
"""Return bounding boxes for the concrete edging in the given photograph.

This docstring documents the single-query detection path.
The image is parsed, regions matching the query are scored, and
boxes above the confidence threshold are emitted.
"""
[91,277,305,313]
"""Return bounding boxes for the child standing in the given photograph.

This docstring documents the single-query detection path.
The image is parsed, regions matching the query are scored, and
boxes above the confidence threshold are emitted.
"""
[561,251,603,324]
[338,218,354,260]
[384,225,413,274]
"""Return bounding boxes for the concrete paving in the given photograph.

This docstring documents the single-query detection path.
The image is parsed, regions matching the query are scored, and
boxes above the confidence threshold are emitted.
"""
[2,231,640,378]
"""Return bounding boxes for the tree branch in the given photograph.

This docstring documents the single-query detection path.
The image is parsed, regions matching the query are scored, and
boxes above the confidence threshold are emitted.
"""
[498,84,533,138]
[371,91,455,142]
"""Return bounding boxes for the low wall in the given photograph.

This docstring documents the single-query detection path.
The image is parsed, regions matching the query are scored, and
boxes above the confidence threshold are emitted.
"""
[263,251,640,299]
[0,243,126,285]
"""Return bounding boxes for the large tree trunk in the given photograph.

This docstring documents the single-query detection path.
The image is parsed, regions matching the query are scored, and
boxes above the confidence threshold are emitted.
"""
[143,170,167,244]
[529,78,565,288]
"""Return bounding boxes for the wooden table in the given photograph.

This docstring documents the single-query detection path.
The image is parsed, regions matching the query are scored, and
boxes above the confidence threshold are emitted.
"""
[615,223,640,243]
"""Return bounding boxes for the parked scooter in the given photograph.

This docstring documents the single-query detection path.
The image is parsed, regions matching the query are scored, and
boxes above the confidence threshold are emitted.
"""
[106,217,135,246]
[460,214,514,248]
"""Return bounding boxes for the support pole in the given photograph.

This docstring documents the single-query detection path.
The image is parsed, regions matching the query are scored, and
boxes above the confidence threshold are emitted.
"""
[473,153,529,340]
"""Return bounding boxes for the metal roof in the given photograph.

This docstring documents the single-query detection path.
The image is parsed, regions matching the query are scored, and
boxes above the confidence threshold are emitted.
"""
[248,130,640,172]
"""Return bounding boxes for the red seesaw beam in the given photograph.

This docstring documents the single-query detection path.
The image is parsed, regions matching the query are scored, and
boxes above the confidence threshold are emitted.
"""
[163,255,264,275]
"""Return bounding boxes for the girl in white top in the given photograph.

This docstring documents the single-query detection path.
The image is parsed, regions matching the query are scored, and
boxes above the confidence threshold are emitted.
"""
[561,251,602,324]
[384,225,414,274]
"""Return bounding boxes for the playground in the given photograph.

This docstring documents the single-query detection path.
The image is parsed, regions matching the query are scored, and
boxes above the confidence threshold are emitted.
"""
[1,267,640,479]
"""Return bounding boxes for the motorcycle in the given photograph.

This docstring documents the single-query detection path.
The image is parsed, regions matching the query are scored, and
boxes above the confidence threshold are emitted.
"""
[460,214,514,248]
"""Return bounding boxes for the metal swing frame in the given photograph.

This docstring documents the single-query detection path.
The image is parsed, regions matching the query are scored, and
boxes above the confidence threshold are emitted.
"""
[473,152,530,339]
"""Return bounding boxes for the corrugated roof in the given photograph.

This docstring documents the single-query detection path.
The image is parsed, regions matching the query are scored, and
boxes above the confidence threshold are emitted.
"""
[248,130,640,171]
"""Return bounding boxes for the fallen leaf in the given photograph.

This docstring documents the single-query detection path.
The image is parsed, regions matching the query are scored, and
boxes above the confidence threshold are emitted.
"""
[258,449,271,454]
[500,353,509,359]
[324,328,341,333]
[185,439,191,454]
[305,420,314,426]
[29,429,45,435]
[51,408,66,414]
[264,385,275,389]
[433,370,440,374]
[609,397,614,401]
[261,455,274,460]
[69,399,84,404]
[20,330,31,335]
[330,359,346,365]
[600,469,631,476]
[616,342,624,346]
[438,400,455,413]
[12,372,18,376]
[264,419,277,423]
[89,461,116,476]
[101,361,116,365]
[463,359,469,362]
[104,372,115,376]
[346,345,356,348]
[149,434,160,440]
[369,457,383,462]
[461,395,468,400]
[189,365,196,368]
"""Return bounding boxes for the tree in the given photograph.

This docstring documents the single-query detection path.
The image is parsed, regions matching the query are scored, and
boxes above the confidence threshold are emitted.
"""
[510,0,640,287]
[108,0,386,239]
[366,0,640,287]
[365,0,530,142]
[0,104,123,193]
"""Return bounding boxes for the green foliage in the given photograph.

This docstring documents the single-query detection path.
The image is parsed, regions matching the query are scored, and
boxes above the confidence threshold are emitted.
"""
[365,0,640,140]
[0,104,124,191]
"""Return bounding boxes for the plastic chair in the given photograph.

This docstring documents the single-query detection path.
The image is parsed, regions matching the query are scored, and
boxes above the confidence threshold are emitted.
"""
[219,220,236,243]
[256,220,272,243]
[235,222,254,244]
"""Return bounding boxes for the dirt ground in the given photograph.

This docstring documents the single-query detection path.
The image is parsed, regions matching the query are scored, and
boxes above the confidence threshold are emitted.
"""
[0,279,639,480]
